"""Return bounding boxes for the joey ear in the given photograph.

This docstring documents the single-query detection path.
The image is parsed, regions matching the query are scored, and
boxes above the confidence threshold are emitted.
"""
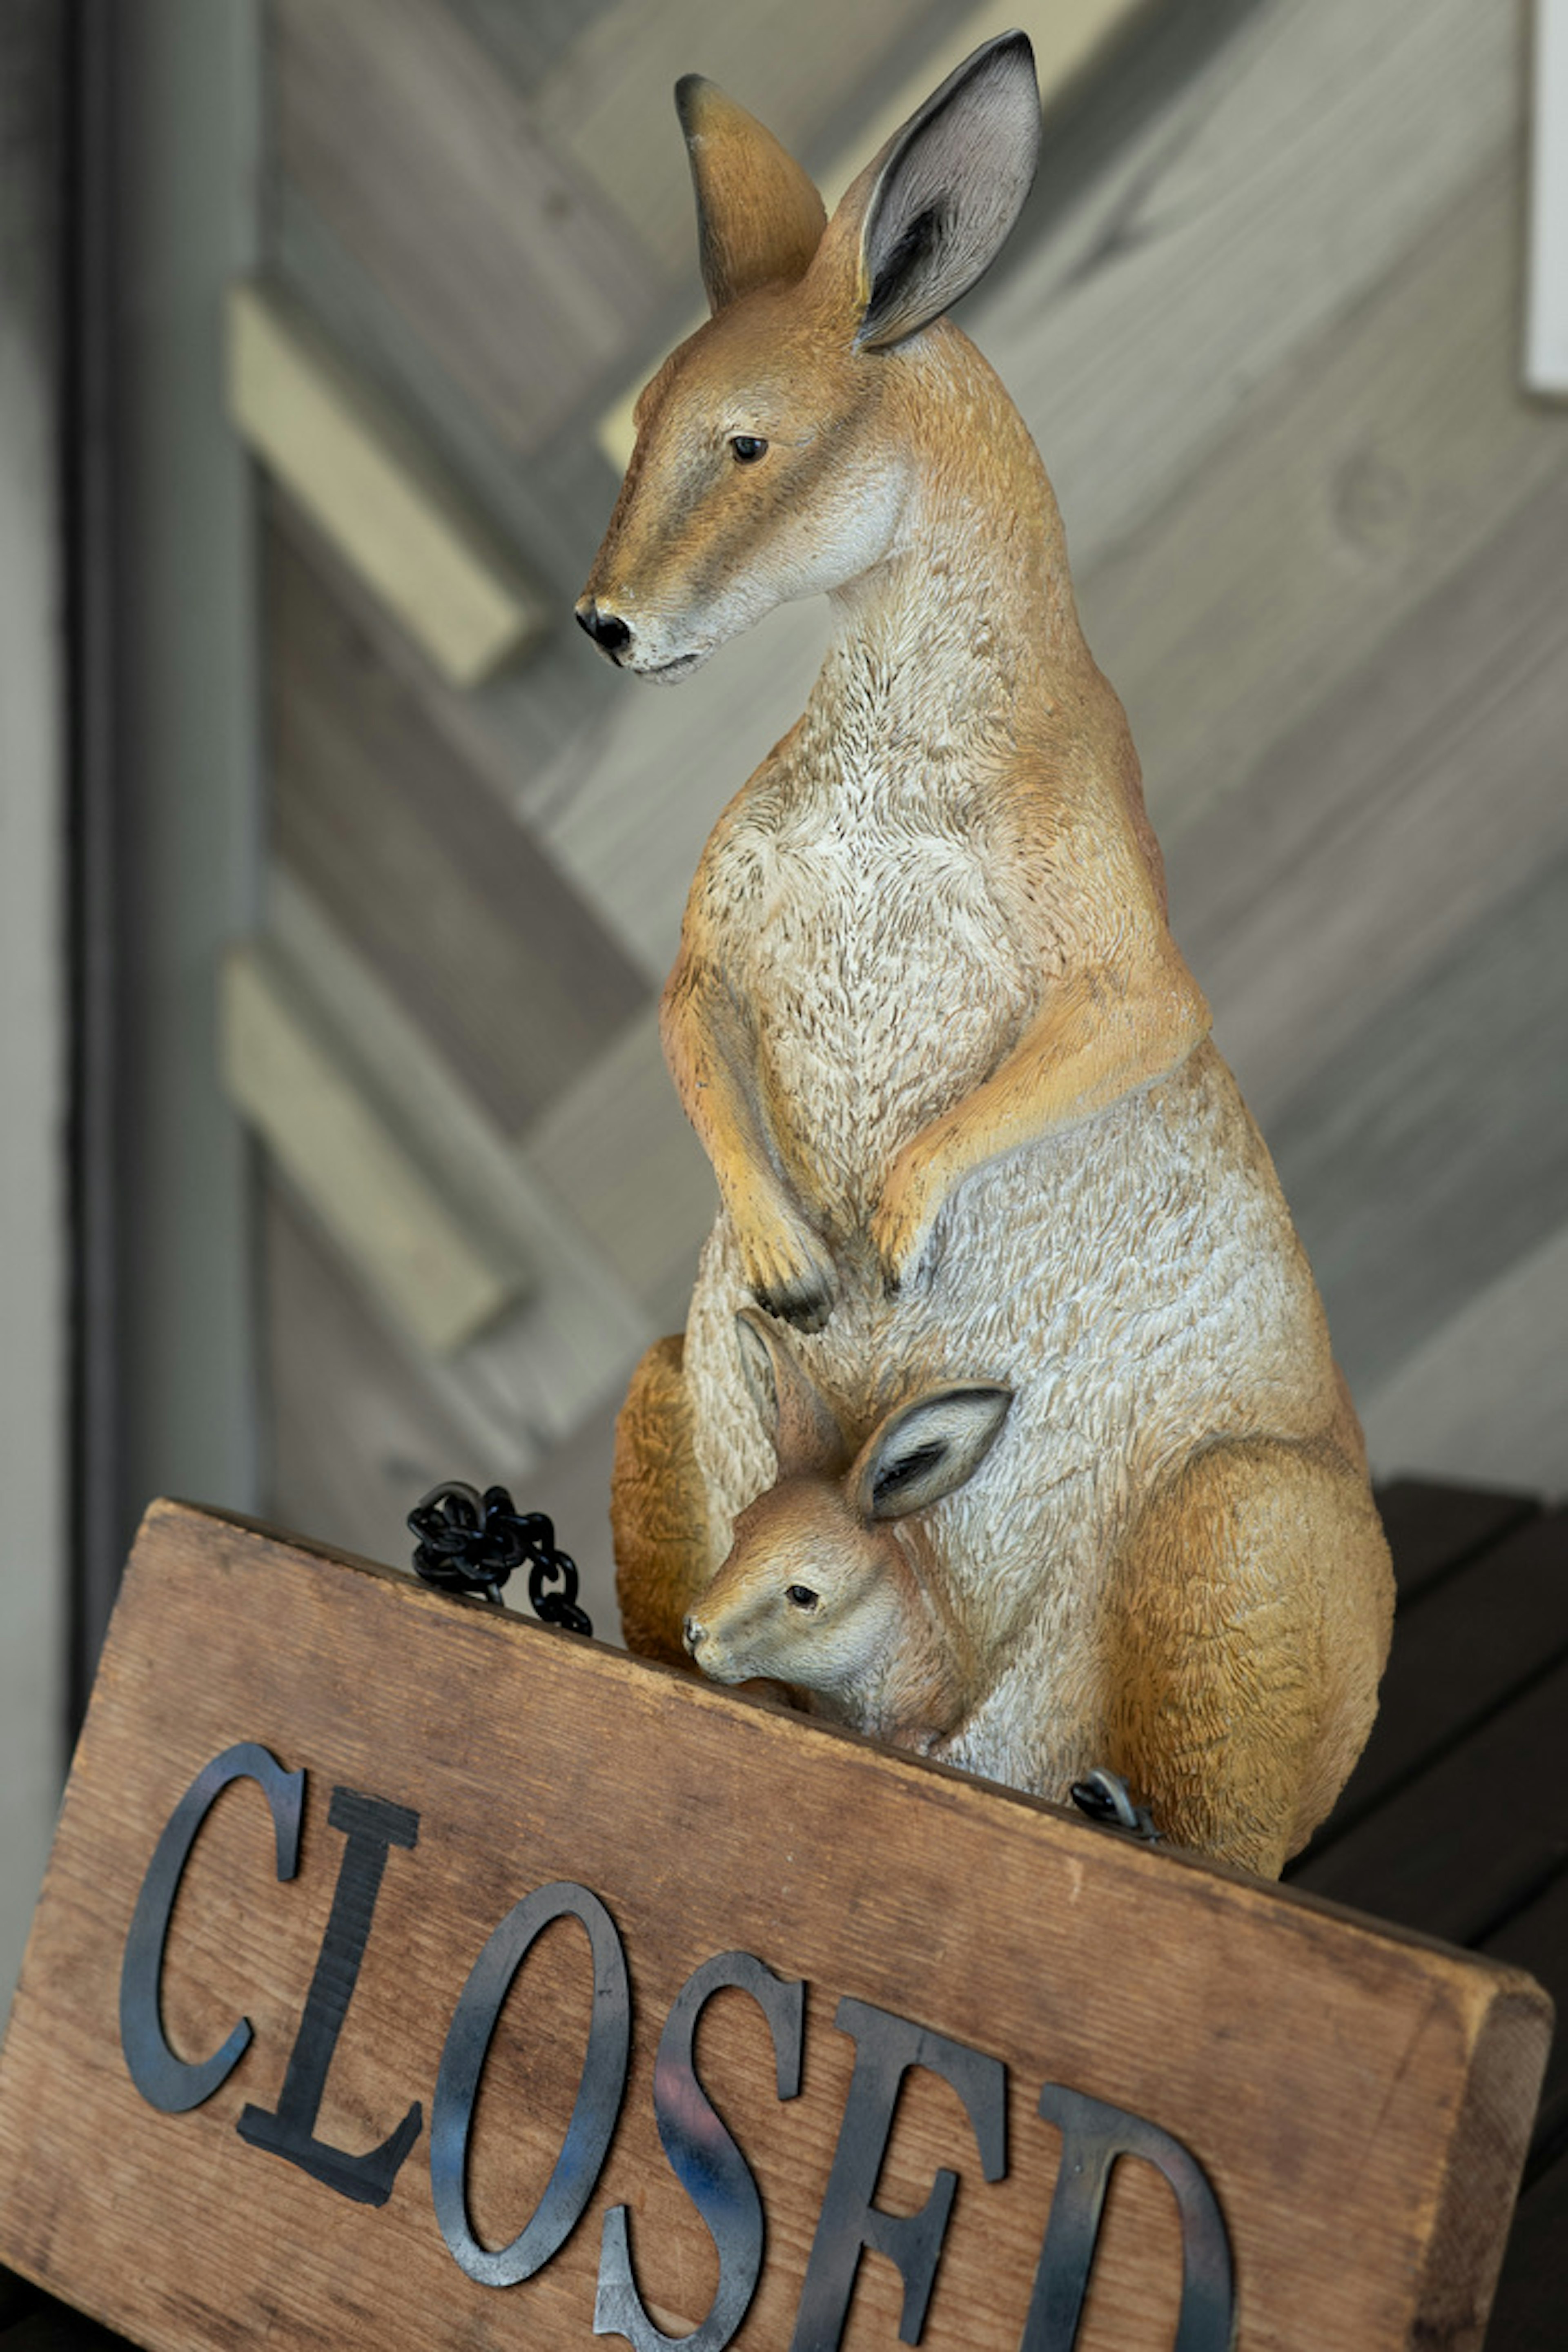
[844,31,1039,350]
[677,77,828,313]
[850,1385,1012,1522]
[734,1308,844,1475]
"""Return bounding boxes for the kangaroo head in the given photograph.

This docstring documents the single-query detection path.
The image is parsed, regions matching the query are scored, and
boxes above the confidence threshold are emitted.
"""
[577,33,1040,681]
[684,1310,1012,1693]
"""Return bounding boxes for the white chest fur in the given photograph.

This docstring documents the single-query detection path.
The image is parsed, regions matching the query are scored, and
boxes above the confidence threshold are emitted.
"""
[710,756,1034,1232]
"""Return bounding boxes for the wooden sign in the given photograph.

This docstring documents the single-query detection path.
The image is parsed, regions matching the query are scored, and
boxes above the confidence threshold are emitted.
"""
[0,1502,1551,2352]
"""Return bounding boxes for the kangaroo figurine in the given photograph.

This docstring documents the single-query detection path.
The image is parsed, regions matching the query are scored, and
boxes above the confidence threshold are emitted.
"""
[580,33,1393,1877]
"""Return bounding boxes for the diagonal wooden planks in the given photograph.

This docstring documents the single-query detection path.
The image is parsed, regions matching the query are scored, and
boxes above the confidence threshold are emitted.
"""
[1266,846,1568,1401]
[1161,452,1568,1131]
[536,0,954,280]
[979,0,1521,567]
[1081,149,1568,865]
[269,514,648,1138]
[272,0,662,452]
[1362,1224,1568,1497]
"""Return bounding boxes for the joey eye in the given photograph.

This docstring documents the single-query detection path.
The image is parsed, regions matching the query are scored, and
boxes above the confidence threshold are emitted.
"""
[785,1584,818,1610]
[730,434,769,463]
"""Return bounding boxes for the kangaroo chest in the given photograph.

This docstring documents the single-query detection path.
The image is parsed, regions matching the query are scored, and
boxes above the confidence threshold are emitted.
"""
[716,770,1032,1228]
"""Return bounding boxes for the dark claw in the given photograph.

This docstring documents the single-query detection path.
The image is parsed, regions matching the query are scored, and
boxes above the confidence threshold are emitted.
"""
[755,1276,835,1334]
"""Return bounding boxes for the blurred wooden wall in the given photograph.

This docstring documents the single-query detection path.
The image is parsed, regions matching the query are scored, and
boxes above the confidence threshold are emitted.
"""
[239,0,1568,1630]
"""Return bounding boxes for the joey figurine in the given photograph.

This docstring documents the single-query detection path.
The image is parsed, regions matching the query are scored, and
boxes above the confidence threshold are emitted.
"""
[683,1309,1006,1755]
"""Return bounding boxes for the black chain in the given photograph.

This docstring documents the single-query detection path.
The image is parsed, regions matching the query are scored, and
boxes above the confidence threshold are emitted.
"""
[407,1482,593,1636]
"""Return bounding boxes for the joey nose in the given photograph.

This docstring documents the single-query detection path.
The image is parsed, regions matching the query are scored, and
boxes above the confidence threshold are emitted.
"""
[575,598,631,659]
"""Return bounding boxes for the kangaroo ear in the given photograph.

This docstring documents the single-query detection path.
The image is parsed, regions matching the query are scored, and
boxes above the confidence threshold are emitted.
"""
[844,31,1039,351]
[677,77,828,314]
[735,1307,844,1475]
[850,1385,1012,1522]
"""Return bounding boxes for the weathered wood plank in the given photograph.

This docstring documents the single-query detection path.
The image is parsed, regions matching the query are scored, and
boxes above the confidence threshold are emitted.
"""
[1265,844,1568,1401]
[272,0,661,452]
[1292,1654,1568,1947]
[270,517,648,1137]
[266,871,653,1463]
[442,0,618,94]
[1080,147,1568,864]
[0,1503,1550,2352]
[1160,444,1568,1131]
[223,946,524,1356]
[1362,1222,1568,1501]
[1302,1510,1568,1847]
[227,281,546,686]
[270,184,627,607]
[1374,1479,1541,1605]
[523,1004,714,1330]
[268,1172,624,1645]
[539,0,951,282]
[980,0,1521,568]
[263,1175,506,1576]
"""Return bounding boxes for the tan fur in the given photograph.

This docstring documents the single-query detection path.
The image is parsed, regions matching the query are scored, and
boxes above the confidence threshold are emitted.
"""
[609,1334,709,1670]
[588,39,1394,1874]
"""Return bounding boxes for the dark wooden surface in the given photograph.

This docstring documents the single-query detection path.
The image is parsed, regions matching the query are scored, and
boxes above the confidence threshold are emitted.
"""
[0,1477,1562,2347]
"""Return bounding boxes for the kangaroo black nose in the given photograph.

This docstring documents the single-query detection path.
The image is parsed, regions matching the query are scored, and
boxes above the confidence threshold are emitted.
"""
[683,1615,703,1653]
[576,599,631,657]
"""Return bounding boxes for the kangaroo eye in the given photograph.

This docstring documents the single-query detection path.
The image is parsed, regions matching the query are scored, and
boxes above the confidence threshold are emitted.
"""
[730,434,768,463]
[785,1584,818,1610]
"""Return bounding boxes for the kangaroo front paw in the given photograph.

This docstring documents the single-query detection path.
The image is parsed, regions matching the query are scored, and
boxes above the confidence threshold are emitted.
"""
[870,1158,942,1295]
[734,1198,840,1333]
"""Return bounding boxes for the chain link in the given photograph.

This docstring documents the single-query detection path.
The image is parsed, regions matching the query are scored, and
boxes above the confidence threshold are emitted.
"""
[407,1482,593,1637]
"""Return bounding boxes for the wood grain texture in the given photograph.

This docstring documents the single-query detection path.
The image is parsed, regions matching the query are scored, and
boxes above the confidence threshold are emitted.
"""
[538,0,951,279]
[1265,846,1568,1401]
[1361,1223,1568,1499]
[1161,439,1568,1132]
[523,1005,715,1330]
[270,183,630,607]
[978,0,1520,568]
[1080,147,1568,861]
[1484,1869,1568,2136]
[263,1175,505,1572]
[222,946,523,1356]
[227,281,545,686]
[270,517,647,1138]
[265,872,653,1467]
[272,0,662,453]
[0,1502,1550,2352]
[266,1174,623,1642]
